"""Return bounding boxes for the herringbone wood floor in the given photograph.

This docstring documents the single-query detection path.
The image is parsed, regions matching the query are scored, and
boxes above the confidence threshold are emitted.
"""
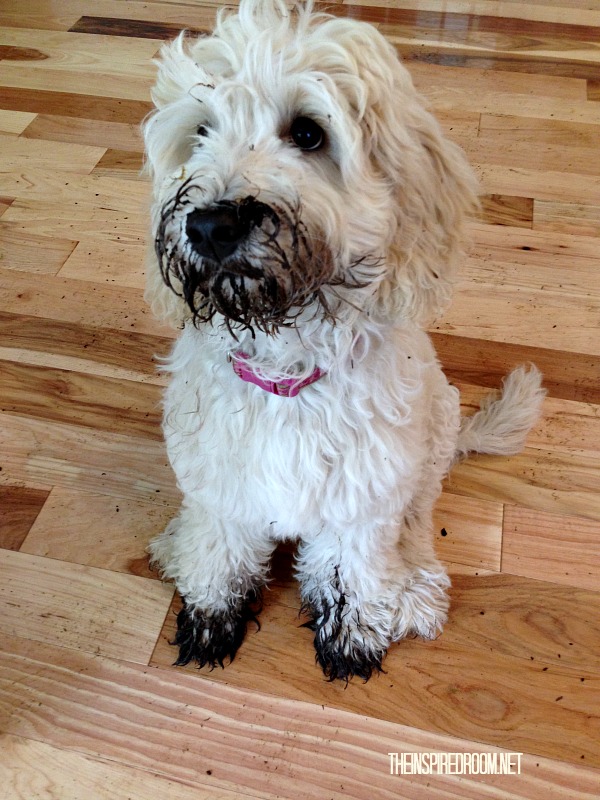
[0,1,599,798]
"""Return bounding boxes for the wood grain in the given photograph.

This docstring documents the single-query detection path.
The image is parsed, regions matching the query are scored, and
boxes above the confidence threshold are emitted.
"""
[0,312,173,381]
[0,109,37,135]
[502,506,600,591]
[0,550,174,662]
[0,360,163,439]
[3,637,600,800]
[92,148,145,178]
[431,332,600,404]
[0,134,105,173]
[22,113,144,151]
[21,486,174,577]
[151,582,600,767]
[533,199,600,236]
[480,194,534,228]
[0,269,163,334]
[0,86,152,123]
[0,485,50,550]
[69,16,207,40]
[0,223,77,274]
[58,240,147,288]
[446,448,600,522]
[0,734,256,800]
[0,413,179,505]
[433,492,503,572]
[458,385,600,460]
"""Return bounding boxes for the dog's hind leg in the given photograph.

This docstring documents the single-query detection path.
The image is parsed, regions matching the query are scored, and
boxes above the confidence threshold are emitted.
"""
[391,502,451,641]
[148,502,274,668]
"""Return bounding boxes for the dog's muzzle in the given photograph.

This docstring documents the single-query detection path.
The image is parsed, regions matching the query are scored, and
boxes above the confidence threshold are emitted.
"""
[155,185,340,332]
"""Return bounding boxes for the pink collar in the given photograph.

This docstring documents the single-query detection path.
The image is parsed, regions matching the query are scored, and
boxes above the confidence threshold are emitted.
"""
[231,351,325,397]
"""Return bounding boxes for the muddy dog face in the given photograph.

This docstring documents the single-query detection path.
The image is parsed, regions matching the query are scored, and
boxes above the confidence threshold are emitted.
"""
[143,0,477,334]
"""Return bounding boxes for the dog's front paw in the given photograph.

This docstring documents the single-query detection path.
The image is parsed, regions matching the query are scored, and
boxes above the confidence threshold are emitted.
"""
[173,591,262,669]
[302,600,386,682]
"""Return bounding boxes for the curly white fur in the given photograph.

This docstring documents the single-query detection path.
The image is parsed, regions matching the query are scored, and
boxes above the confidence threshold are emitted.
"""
[143,0,545,680]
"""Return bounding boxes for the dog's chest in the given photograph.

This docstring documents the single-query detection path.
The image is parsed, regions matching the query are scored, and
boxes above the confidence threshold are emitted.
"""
[163,327,431,535]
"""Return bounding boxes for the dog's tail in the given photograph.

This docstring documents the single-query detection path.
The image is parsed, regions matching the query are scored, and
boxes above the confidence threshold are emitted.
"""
[455,365,545,460]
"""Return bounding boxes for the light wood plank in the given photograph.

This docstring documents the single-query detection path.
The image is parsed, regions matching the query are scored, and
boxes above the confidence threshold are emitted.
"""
[1,198,146,244]
[0,109,37,135]
[433,109,481,150]
[0,312,173,381]
[0,413,179,505]
[475,164,600,205]
[0,134,105,174]
[0,735,256,800]
[147,597,592,768]
[471,115,600,179]
[0,0,81,31]
[0,361,163,440]
[22,113,144,152]
[21,487,173,577]
[150,576,600,767]
[469,220,600,268]
[0,27,160,80]
[479,113,600,148]
[0,170,150,219]
[0,269,161,335]
[2,636,600,798]
[0,63,152,102]
[0,223,77,275]
[446,573,600,672]
[436,285,599,355]
[446,448,600,522]
[0,346,168,386]
[409,62,588,104]
[438,225,600,354]
[462,255,598,303]
[0,550,174,662]
[433,493,502,572]
[533,200,600,236]
[58,240,147,289]
[503,506,600,591]
[0,0,221,30]
[425,85,600,126]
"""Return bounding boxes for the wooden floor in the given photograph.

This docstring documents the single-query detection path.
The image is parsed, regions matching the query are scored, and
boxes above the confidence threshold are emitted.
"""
[1,1,599,797]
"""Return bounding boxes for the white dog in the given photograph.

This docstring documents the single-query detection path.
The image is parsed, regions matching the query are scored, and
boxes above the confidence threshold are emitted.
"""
[143,0,544,681]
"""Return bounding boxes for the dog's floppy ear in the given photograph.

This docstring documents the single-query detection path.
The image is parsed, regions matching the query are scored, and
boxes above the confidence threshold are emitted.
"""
[143,240,191,330]
[142,35,201,328]
[143,34,211,182]
[351,28,479,325]
[150,33,204,110]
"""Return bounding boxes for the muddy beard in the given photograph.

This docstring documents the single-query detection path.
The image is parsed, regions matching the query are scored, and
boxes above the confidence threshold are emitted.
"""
[154,182,366,335]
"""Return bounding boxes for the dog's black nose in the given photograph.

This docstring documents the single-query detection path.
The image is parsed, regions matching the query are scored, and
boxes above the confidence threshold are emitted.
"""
[186,206,250,261]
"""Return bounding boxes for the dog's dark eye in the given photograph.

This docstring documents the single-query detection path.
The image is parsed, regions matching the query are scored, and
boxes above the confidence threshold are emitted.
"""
[197,125,209,137]
[290,117,324,151]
